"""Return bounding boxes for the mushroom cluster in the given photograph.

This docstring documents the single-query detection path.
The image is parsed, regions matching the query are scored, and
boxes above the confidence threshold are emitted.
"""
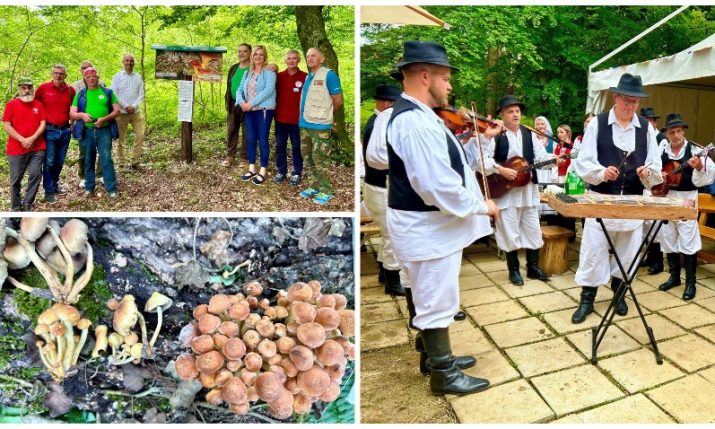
[34,303,92,382]
[98,292,173,365]
[175,280,355,419]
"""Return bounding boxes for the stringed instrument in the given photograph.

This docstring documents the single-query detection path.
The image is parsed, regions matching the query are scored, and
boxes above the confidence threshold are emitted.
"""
[651,143,714,197]
[477,152,576,199]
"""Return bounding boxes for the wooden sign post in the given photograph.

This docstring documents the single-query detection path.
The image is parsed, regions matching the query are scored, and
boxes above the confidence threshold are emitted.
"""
[151,44,227,163]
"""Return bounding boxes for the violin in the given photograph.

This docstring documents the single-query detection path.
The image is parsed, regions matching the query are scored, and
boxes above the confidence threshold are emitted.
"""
[435,107,505,135]
[651,143,715,197]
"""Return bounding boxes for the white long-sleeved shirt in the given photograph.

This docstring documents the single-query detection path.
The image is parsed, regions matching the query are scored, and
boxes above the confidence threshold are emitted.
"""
[659,140,715,199]
[465,127,552,209]
[386,93,492,262]
[365,107,392,171]
[111,70,145,114]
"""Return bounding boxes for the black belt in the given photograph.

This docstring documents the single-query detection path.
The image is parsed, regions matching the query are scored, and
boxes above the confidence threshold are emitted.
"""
[47,124,69,129]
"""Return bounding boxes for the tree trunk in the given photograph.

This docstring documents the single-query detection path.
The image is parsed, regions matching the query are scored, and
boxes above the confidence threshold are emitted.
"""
[133,6,149,127]
[485,47,499,117]
[294,6,351,164]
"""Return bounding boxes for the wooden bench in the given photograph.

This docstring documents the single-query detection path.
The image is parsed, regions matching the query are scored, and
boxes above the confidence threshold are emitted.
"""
[698,193,715,263]
[360,216,381,252]
[539,225,575,274]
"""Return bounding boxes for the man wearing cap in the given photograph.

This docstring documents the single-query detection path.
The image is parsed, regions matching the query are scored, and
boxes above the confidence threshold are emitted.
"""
[274,49,308,185]
[473,95,555,286]
[298,47,343,206]
[363,84,402,296]
[657,113,714,300]
[570,73,663,324]
[70,67,120,199]
[72,60,106,186]
[112,54,146,168]
[2,77,46,211]
[638,106,666,275]
[386,40,497,395]
[35,64,75,204]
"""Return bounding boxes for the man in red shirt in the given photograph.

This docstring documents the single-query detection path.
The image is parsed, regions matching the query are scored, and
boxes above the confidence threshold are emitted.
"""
[273,49,307,185]
[2,77,46,211]
[35,64,75,203]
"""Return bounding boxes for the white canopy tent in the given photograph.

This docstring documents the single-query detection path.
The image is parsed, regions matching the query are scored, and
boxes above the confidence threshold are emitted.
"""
[587,33,715,144]
[360,6,450,29]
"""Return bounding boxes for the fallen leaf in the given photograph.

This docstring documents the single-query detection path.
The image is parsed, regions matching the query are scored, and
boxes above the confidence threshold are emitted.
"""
[43,383,72,417]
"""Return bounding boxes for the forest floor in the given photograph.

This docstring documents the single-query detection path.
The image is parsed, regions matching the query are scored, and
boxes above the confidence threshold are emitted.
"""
[0,124,355,212]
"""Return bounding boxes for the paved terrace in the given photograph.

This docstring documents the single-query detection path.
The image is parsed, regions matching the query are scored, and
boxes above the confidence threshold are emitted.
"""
[360,236,715,423]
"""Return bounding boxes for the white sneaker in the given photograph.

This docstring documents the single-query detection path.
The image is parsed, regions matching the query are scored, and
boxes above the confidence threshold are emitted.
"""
[79,179,85,189]
[97,177,104,185]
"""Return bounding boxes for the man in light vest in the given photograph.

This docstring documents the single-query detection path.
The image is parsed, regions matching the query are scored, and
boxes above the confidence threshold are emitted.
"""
[298,47,343,206]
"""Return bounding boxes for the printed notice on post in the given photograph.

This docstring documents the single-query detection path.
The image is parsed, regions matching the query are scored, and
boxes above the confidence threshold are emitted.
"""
[178,80,194,122]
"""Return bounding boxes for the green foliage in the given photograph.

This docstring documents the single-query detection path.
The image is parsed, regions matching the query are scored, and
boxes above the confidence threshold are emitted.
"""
[0,326,25,368]
[208,264,246,286]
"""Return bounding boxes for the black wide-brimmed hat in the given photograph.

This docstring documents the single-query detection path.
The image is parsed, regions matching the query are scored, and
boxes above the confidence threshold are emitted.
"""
[661,113,688,132]
[390,69,403,82]
[640,107,659,119]
[374,84,401,101]
[394,41,460,72]
[496,95,526,115]
[609,73,649,98]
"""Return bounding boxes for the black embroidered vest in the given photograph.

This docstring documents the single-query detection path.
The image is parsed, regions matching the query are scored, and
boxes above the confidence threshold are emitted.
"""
[494,125,538,184]
[362,113,388,188]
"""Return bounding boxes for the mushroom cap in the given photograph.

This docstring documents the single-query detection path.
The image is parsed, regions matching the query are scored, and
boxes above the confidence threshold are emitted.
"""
[268,365,286,383]
[124,332,139,346]
[212,333,229,349]
[242,329,261,350]
[290,301,316,324]
[228,301,250,321]
[218,321,239,338]
[55,304,81,326]
[113,296,139,336]
[192,304,209,320]
[326,357,347,381]
[205,388,223,405]
[267,388,294,420]
[246,296,258,309]
[45,249,67,274]
[214,368,233,387]
[297,365,330,397]
[319,380,341,402]
[244,312,261,329]
[191,335,215,354]
[256,339,277,359]
[77,318,92,330]
[59,219,89,255]
[221,377,248,404]
[108,332,124,348]
[284,377,300,395]
[50,322,66,337]
[3,237,31,270]
[308,279,322,295]
[20,217,48,242]
[195,350,225,375]
[197,313,221,335]
[208,294,233,315]
[243,352,263,372]
[107,298,120,311]
[293,393,313,415]
[254,372,283,402]
[246,385,259,402]
[316,340,344,366]
[199,372,217,389]
[280,357,299,377]
[289,345,314,372]
[276,336,296,355]
[37,308,58,326]
[274,323,288,338]
[145,292,173,313]
[34,324,49,336]
[296,322,326,349]
[240,369,257,387]
[338,309,355,337]
[130,343,143,360]
[34,220,60,258]
[229,401,250,415]
[226,358,243,372]
[242,281,263,297]
[287,282,313,302]
[332,294,348,311]
[315,307,341,331]
[175,354,199,380]
[221,337,247,360]
[258,298,270,310]
[317,294,336,309]
[255,318,275,338]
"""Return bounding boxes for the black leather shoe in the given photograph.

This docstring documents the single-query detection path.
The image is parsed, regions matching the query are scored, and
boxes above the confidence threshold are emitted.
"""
[526,249,550,280]
[384,269,405,296]
[646,243,664,274]
[422,328,489,395]
[610,278,628,316]
[659,253,682,291]
[506,251,524,286]
[377,262,385,284]
[572,287,597,324]
[683,254,697,301]
[416,332,478,375]
[454,311,466,321]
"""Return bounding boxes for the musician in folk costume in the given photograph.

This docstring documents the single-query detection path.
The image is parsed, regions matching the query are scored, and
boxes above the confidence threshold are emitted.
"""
[362,84,403,296]
[386,40,497,395]
[656,113,715,300]
[472,95,556,286]
[571,73,663,324]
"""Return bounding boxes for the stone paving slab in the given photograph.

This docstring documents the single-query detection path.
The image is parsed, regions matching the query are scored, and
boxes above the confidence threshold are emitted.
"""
[475,259,509,273]
[465,253,501,264]
[362,301,402,325]
[696,366,715,384]
[696,276,715,291]
[658,333,715,373]
[694,324,715,343]
[638,271,675,288]
[599,348,685,393]
[695,296,715,313]
[361,285,395,305]
[484,317,555,348]
[562,286,613,303]
[362,319,411,351]
[659,304,715,329]
[531,364,625,416]
[552,394,674,423]
[634,290,688,312]
[459,263,482,277]
[459,274,494,291]
[465,300,530,327]
[518,291,576,314]
[450,323,495,356]
[361,274,381,290]
[541,308,601,335]
[457,348,520,388]
[616,313,687,345]
[501,280,554,298]
[592,300,650,321]
[485,270,510,285]
[697,267,715,280]
[546,274,580,291]
[628,278,660,294]
[566,324,641,359]
[667,284,715,301]
[461,286,511,307]
[505,337,586,378]
[449,379,555,423]
[646,374,715,423]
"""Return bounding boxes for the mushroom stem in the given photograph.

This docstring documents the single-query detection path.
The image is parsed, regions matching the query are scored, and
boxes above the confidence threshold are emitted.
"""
[6,276,54,300]
[46,226,74,298]
[55,335,66,370]
[36,341,52,370]
[137,311,150,357]
[72,327,89,366]
[148,307,163,350]
[65,243,93,305]
[5,228,64,301]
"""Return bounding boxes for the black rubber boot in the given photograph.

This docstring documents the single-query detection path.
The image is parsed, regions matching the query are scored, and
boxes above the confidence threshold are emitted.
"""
[454,311,466,321]
[415,331,476,375]
[571,287,597,324]
[421,328,489,395]
[683,254,697,301]
[404,288,417,330]
[659,253,682,291]
[647,243,664,274]
[378,261,385,284]
[526,248,550,280]
[610,278,628,316]
[384,269,405,296]
[506,251,524,286]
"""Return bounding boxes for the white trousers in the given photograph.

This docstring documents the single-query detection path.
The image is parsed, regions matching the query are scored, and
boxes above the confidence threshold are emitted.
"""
[401,250,462,329]
[363,184,400,270]
[494,206,544,252]
[575,219,642,287]
[643,220,662,245]
[661,219,701,255]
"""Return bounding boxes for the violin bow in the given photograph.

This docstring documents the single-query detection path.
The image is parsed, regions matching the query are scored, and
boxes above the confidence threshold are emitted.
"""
[471,101,491,201]
[522,123,573,149]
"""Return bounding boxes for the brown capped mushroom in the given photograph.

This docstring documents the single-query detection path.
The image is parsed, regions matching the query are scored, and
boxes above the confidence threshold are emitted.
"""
[199,372,217,388]
[212,333,229,349]
[317,294,336,309]
[297,365,330,396]
[256,339,277,359]
[243,352,263,372]
[218,321,239,338]
[316,340,344,366]
[240,369,257,386]
[205,388,223,405]
[175,354,200,380]
[315,307,340,330]
[255,318,275,338]
[214,368,233,387]
[319,381,341,402]
[338,309,355,337]
[255,372,283,402]
[293,393,313,415]
[196,350,225,375]
[287,282,312,302]
[276,336,296,355]
[297,322,326,349]
[191,335,215,354]
[208,294,233,315]
[221,377,248,404]
[281,357,299,378]
[228,301,250,321]
[267,388,293,419]
[197,313,221,335]
[242,329,261,349]
[242,281,263,297]
[91,325,108,358]
[289,345,314,372]
[229,402,250,415]
[290,301,316,324]
[193,304,209,320]
[222,337,247,360]
[3,237,31,269]
[332,294,348,311]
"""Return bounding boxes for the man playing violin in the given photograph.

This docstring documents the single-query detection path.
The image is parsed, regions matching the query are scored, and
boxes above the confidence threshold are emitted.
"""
[473,95,558,286]
[656,113,714,300]
[570,73,662,324]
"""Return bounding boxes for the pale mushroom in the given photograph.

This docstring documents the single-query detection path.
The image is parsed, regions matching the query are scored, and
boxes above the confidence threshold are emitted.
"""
[72,318,92,365]
[144,291,173,353]
[20,217,48,242]
[59,219,88,256]
[92,325,108,358]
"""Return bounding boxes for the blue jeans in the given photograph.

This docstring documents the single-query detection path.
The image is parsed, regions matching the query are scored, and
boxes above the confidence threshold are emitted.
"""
[43,125,71,194]
[245,109,274,168]
[81,127,117,193]
[275,121,302,176]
